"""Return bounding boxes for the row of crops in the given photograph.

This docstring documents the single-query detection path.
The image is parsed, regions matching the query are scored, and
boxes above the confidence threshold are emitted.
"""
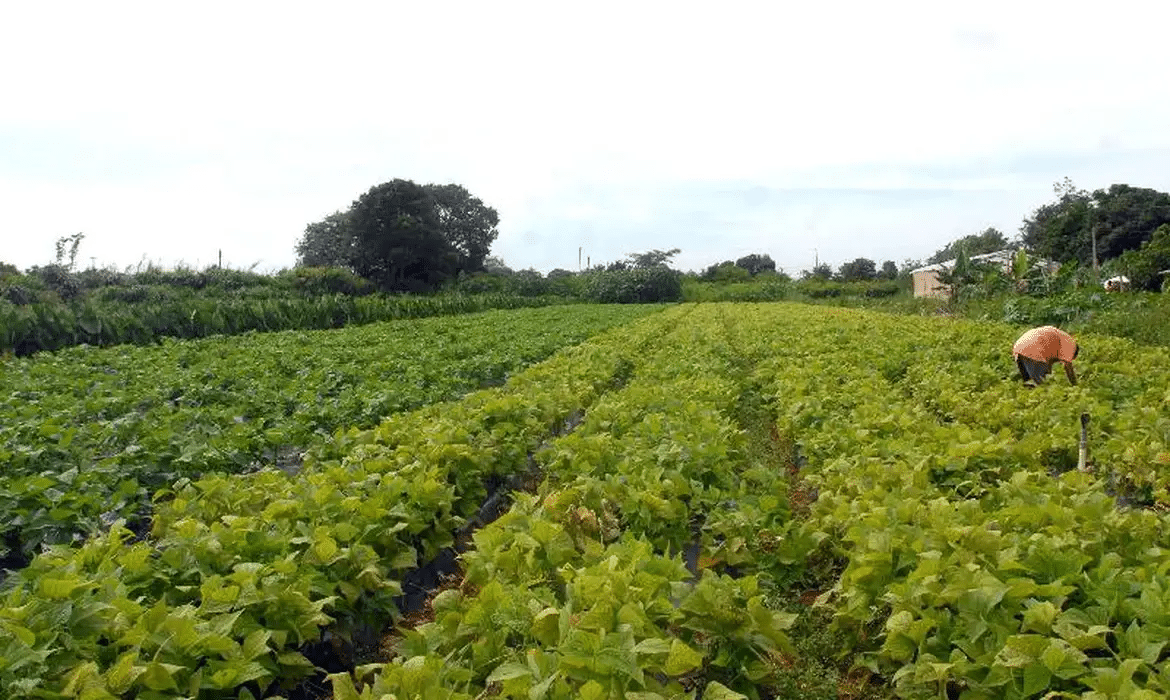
[739,304,1170,698]
[3,302,1170,698]
[0,291,575,356]
[0,305,661,566]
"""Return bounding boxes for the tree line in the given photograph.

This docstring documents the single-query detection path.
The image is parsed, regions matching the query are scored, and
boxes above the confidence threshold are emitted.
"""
[778,179,1170,291]
[296,176,1170,294]
[296,180,500,293]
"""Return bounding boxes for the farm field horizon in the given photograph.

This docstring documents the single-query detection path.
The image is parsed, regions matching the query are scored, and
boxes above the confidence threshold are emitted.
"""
[2,301,1170,700]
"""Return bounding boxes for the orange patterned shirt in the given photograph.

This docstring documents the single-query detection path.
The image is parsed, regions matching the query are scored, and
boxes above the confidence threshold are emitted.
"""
[1012,326,1077,364]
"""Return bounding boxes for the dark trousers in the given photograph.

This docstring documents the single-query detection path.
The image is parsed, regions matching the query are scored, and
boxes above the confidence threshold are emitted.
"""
[1017,355,1052,383]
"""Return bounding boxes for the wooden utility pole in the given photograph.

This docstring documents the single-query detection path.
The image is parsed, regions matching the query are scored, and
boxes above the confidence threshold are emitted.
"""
[1092,224,1100,284]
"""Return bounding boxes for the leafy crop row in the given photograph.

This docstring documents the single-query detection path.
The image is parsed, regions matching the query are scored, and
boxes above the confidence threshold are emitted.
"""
[338,305,809,698]
[0,307,680,699]
[5,301,1170,699]
[0,305,660,564]
[736,304,1170,698]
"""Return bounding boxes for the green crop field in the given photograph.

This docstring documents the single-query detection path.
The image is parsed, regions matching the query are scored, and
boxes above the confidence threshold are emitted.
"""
[0,305,661,565]
[2,302,1169,699]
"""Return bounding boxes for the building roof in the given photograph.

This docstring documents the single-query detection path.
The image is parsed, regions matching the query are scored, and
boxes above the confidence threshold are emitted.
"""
[909,248,1054,275]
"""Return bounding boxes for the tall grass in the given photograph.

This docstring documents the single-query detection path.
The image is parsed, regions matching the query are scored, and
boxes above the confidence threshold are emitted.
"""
[0,292,573,356]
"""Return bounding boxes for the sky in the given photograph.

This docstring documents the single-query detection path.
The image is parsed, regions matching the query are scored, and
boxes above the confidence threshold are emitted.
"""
[3,0,1170,277]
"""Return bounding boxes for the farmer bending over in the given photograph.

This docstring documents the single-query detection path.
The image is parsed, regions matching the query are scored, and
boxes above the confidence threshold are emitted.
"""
[1012,325,1079,386]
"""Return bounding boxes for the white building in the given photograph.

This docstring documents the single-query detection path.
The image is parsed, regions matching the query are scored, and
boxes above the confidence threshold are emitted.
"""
[910,249,1060,299]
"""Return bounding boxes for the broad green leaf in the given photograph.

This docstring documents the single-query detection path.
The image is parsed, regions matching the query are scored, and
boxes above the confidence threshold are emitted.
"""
[1040,639,1088,680]
[62,661,103,697]
[664,639,704,675]
[390,548,417,570]
[241,629,271,661]
[104,652,146,694]
[578,680,606,700]
[327,671,363,700]
[277,651,316,668]
[313,535,339,562]
[39,576,84,599]
[209,660,271,689]
[141,661,185,691]
[996,635,1049,668]
[1021,601,1059,634]
[431,588,462,612]
[633,638,672,655]
[1022,663,1052,696]
[531,607,560,647]
[486,661,532,683]
[703,681,748,700]
[6,623,36,646]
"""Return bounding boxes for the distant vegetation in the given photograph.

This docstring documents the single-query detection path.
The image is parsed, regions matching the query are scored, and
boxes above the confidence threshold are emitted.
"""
[0,260,573,357]
[0,249,685,357]
[4,177,1170,356]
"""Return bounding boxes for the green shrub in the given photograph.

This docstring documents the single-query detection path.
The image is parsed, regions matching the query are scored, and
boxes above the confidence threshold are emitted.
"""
[450,272,512,295]
[584,267,683,303]
[0,265,38,305]
[1111,224,1170,291]
[682,278,792,302]
[94,284,176,304]
[795,280,843,298]
[26,264,81,301]
[76,267,128,289]
[277,266,375,296]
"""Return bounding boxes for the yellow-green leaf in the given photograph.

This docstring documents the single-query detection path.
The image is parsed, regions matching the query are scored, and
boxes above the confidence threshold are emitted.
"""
[313,535,339,562]
[6,624,35,647]
[327,672,363,700]
[486,661,532,683]
[242,629,271,660]
[104,652,146,694]
[39,577,83,599]
[703,681,748,700]
[579,679,606,700]
[141,661,183,691]
[531,607,560,647]
[664,639,704,675]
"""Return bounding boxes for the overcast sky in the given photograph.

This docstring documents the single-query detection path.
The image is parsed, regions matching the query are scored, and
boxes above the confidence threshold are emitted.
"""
[4,1,1169,276]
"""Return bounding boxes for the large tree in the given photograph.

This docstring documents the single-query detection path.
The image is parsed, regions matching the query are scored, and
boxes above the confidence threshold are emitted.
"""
[1020,178,1170,265]
[1019,178,1093,264]
[701,260,750,282]
[801,263,833,281]
[1088,184,1170,261]
[296,180,501,284]
[836,257,877,282]
[627,248,681,269]
[424,183,500,274]
[735,253,776,276]
[295,211,353,268]
[1112,224,1170,291]
[928,227,1010,264]
[347,179,457,292]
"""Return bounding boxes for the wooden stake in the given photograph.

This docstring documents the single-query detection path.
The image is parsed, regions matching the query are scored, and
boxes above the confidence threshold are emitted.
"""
[1078,412,1090,473]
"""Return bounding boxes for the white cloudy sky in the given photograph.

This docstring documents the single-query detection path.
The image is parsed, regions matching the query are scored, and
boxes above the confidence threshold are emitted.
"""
[3,0,1169,276]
